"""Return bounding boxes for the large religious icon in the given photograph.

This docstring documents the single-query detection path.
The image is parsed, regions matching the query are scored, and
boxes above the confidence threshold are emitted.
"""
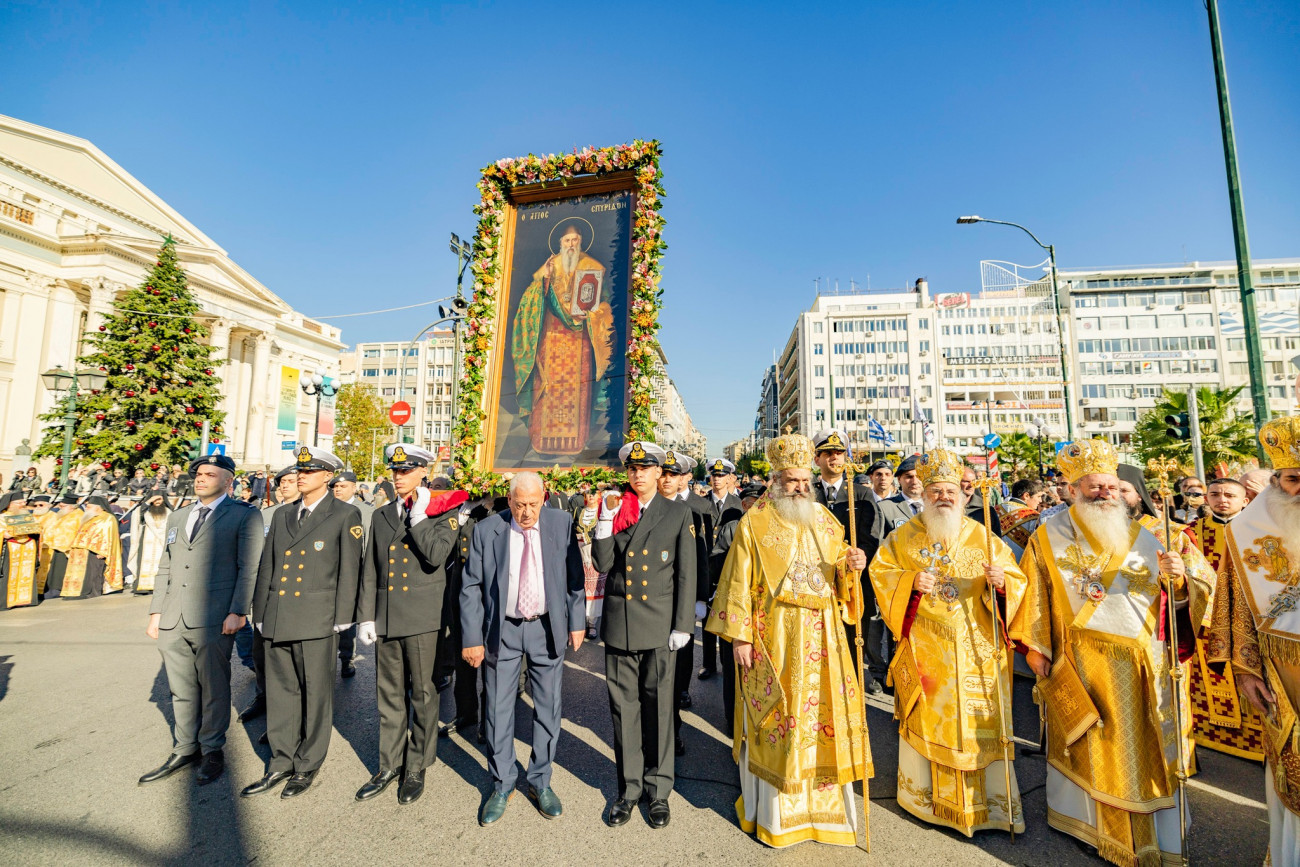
[482,173,634,470]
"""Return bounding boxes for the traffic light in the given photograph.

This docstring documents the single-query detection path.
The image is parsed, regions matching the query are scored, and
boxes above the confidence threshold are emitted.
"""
[182,438,201,459]
[1164,413,1191,440]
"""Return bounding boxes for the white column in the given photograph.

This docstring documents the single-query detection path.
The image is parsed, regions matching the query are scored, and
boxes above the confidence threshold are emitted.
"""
[244,332,271,466]
[229,336,250,460]
[208,319,232,422]
[86,279,117,333]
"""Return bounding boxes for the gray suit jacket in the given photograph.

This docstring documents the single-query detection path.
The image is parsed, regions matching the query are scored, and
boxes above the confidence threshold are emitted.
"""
[150,498,265,629]
[460,508,585,656]
[878,494,914,535]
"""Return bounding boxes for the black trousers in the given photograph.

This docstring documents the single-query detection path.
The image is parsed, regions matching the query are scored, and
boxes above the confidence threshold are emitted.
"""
[265,634,337,774]
[719,637,735,737]
[337,624,356,662]
[605,645,675,801]
[375,631,440,773]
[699,629,720,673]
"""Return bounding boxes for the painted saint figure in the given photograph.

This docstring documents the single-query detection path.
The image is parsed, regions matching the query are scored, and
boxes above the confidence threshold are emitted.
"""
[511,222,614,457]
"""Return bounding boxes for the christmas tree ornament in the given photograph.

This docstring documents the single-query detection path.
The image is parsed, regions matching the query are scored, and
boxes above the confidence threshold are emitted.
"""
[95,413,105,421]
[126,420,136,428]
[170,428,178,435]
[151,344,161,352]
[153,410,164,419]
[55,458,63,465]
[133,443,144,451]
[125,364,134,371]
[150,462,159,470]
[148,321,157,328]
[98,325,106,332]
[184,406,194,414]
[185,380,193,386]
[125,390,136,397]
[102,461,112,469]
[183,327,191,334]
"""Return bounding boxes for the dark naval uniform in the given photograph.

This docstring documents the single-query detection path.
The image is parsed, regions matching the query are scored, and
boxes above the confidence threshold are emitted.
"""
[593,445,696,820]
[699,472,742,678]
[250,454,363,791]
[357,489,459,778]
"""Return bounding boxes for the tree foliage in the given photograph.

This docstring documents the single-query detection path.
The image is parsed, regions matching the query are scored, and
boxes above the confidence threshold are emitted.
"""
[35,238,223,474]
[334,383,393,480]
[1133,386,1258,477]
[995,431,1052,480]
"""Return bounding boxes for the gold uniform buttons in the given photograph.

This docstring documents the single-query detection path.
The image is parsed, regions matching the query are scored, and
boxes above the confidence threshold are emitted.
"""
[402,586,408,592]
[402,573,408,578]
[641,595,648,601]
[296,577,301,582]
[388,585,394,591]
[628,550,634,559]
[282,564,288,570]
[390,545,396,551]
[280,577,287,582]
[641,580,648,586]
[294,591,300,597]
[642,565,648,571]
[300,550,305,555]
[389,558,395,564]
[284,550,291,556]
[626,566,632,572]
[625,593,632,599]
[642,549,648,556]
[402,558,408,564]
[278,590,285,596]
[298,564,304,569]
[389,572,395,578]
[403,544,409,550]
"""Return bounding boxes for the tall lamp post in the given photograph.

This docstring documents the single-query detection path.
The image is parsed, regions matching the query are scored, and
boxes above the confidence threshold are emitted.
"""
[299,368,339,447]
[40,364,109,495]
[339,436,353,470]
[957,215,1075,437]
[1024,416,1053,479]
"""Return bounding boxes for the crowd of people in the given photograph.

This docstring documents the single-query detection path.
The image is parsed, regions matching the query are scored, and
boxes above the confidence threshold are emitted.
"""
[2,424,1298,866]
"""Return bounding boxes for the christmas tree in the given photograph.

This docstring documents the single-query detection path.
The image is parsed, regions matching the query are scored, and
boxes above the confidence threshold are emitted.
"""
[36,236,225,475]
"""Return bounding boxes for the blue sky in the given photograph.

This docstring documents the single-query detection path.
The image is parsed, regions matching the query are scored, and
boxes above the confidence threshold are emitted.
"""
[4,1,1298,452]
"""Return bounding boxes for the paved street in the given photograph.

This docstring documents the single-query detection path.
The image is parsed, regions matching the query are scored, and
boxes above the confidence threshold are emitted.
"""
[0,593,1270,866]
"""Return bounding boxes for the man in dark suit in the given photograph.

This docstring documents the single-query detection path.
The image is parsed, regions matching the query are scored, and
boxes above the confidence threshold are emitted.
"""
[811,429,854,507]
[354,445,462,805]
[658,451,709,755]
[140,455,264,787]
[698,457,741,680]
[461,471,584,825]
[330,471,374,679]
[593,441,696,829]
[960,465,1004,536]
[242,446,363,800]
[440,497,496,742]
[889,454,925,517]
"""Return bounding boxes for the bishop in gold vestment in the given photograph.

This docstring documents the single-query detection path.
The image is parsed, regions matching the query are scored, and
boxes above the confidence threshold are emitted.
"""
[2,492,42,609]
[61,497,123,599]
[1013,441,1211,867]
[1207,417,1300,866]
[871,448,1027,836]
[511,221,615,457]
[707,433,871,849]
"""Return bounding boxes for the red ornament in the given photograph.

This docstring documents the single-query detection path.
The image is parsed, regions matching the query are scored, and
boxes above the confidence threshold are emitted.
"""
[98,325,106,332]
[185,406,195,414]
[204,368,213,375]
[133,443,144,451]
[95,413,105,421]
[172,346,179,353]
[55,458,63,465]
[149,387,158,394]
[210,437,220,444]
[99,366,107,371]
[170,428,178,435]
[170,296,177,302]
[147,321,157,328]
[151,344,161,352]
[126,420,136,427]
[102,461,112,469]
[149,462,159,470]
[183,327,192,334]
[125,390,136,397]
[185,380,193,386]
[124,364,134,371]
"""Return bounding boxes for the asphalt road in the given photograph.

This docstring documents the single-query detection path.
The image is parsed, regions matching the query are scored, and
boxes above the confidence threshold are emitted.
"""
[0,593,1271,865]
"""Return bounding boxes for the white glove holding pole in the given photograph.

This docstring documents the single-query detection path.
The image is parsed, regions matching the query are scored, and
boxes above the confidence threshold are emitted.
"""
[255,622,263,634]
[668,630,691,652]
[358,622,377,646]
[333,622,354,634]
[695,600,708,622]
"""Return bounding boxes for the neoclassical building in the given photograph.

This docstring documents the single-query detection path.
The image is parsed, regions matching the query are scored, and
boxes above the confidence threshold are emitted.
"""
[0,114,343,476]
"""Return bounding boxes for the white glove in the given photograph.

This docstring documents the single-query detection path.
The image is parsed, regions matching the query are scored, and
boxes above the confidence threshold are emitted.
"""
[358,621,377,646]
[333,622,354,634]
[695,600,708,622]
[410,487,431,526]
[668,630,691,652]
[255,622,263,634]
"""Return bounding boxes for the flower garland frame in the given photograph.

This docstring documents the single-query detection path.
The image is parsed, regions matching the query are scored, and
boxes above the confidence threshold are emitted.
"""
[452,141,666,497]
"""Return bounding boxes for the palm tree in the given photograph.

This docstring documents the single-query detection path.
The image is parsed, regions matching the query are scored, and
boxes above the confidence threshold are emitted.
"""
[1133,386,1257,477]
[994,431,1045,480]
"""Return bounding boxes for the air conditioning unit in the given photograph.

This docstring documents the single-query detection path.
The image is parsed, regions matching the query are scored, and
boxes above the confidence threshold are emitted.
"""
[918,375,928,380]
[919,350,928,357]
[1176,304,1186,310]
[886,353,895,359]
[1079,398,1091,406]
[1146,303,1158,310]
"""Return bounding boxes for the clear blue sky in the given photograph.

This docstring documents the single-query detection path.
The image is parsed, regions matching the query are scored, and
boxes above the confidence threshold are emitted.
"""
[4,1,1297,452]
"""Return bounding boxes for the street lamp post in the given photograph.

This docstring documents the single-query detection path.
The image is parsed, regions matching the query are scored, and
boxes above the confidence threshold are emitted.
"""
[299,368,339,447]
[1025,416,1053,480]
[40,364,109,495]
[957,216,1075,437]
[339,436,353,470]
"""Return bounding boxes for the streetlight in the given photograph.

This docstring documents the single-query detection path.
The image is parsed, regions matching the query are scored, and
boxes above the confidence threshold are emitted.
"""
[1024,416,1053,479]
[957,215,1075,436]
[299,368,339,447]
[339,435,353,470]
[40,364,109,494]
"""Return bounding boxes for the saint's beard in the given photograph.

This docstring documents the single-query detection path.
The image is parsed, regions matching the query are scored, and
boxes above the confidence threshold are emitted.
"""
[1262,485,1300,541]
[1074,495,1131,545]
[769,485,816,529]
[560,247,580,273]
[921,500,962,545]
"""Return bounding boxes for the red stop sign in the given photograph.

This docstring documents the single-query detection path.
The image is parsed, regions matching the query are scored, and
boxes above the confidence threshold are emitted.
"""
[389,401,412,425]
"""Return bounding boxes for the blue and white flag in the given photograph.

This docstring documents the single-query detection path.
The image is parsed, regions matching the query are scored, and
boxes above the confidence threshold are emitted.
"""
[867,415,896,446]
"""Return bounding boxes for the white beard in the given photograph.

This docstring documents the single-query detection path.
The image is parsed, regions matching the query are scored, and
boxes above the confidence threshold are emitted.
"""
[1262,485,1300,541]
[921,501,962,545]
[560,248,580,273]
[1074,496,1132,546]
[770,489,816,529]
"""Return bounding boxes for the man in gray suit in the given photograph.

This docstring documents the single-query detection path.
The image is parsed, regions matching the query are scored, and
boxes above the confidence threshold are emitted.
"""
[140,455,264,786]
[330,471,373,678]
[461,471,585,826]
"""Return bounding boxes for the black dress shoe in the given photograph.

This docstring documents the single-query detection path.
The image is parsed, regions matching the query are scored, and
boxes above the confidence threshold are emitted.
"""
[698,667,716,680]
[240,770,291,797]
[476,726,486,745]
[356,769,400,801]
[238,695,267,722]
[677,690,692,710]
[281,770,316,799]
[257,731,269,746]
[138,752,199,785]
[438,717,479,739]
[195,751,225,786]
[397,769,424,805]
[647,798,671,828]
[867,677,884,695]
[675,735,685,757]
[341,659,356,678]
[608,798,635,827]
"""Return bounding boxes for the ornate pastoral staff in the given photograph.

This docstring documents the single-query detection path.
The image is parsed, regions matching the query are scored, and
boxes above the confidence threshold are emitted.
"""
[842,456,870,854]
[975,471,1016,844]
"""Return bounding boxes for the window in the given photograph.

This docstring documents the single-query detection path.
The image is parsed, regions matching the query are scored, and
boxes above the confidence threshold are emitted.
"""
[362,349,380,358]
[1186,313,1212,329]
[1269,387,1288,399]
[1078,340,1101,354]
[1075,296,1098,308]
[381,387,395,396]
[1100,295,1125,308]
[813,321,824,333]
[1078,317,1101,332]
[1158,314,1185,330]
[814,410,826,423]
[813,344,824,356]
[1127,315,1157,330]
[403,348,419,357]
[1263,337,1282,351]
[1227,338,1245,352]
[362,368,378,377]
[1081,384,1106,398]
[384,348,399,357]
[814,387,825,399]
[814,365,824,377]
[1229,362,1249,377]
[1102,317,1127,330]
[1112,407,1138,422]
[382,368,397,376]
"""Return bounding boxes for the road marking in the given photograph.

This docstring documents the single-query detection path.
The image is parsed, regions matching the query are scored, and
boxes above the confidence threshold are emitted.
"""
[1186,776,1266,810]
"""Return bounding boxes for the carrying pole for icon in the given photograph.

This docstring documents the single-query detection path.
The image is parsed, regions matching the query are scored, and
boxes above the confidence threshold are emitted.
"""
[976,471,1016,842]
[1148,456,1191,867]
[843,459,870,853]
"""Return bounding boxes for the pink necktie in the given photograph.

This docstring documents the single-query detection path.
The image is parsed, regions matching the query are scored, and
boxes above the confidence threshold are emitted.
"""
[518,529,540,618]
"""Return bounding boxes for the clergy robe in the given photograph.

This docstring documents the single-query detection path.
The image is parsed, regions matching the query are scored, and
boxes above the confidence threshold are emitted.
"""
[2,513,42,609]
[41,508,84,598]
[870,515,1027,836]
[706,494,870,849]
[1013,506,1213,867]
[61,512,123,598]
[1206,495,1300,866]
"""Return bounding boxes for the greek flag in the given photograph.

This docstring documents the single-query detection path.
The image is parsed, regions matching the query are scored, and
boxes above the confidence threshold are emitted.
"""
[867,415,895,446]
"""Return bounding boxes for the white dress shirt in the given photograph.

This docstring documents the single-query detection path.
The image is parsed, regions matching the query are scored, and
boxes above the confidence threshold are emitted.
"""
[821,477,842,502]
[296,494,325,522]
[506,518,545,618]
[185,493,226,539]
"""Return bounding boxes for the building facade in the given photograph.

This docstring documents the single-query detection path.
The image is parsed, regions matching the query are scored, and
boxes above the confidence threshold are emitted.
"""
[0,115,343,477]
[647,344,706,461]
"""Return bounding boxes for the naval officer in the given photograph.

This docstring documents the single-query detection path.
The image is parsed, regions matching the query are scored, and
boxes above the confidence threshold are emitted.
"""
[592,441,696,829]
[242,446,363,799]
